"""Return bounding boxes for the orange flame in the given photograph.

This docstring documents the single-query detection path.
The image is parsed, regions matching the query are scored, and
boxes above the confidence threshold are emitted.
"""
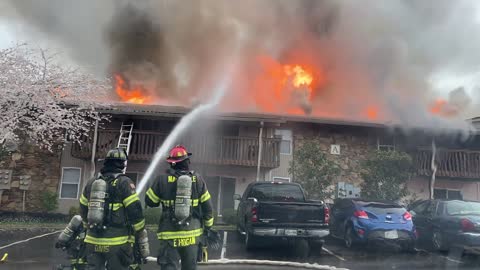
[284,65,314,88]
[429,98,459,117]
[248,55,319,115]
[114,74,151,104]
[429,98,447,115]
[366,106,379,120]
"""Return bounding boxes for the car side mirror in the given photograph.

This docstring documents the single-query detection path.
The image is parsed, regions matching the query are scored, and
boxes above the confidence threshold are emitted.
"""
[233,194,241,201]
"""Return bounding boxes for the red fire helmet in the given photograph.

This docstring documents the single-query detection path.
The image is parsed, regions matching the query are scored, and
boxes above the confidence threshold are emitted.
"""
[166,145,192,164]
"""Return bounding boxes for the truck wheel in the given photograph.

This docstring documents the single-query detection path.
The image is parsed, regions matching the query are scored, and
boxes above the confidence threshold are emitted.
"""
[309,240,324,256]
[293,239,310,259]
[245,231,256,251]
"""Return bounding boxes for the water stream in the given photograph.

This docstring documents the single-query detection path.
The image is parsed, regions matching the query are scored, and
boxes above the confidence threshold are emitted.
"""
[136,53,238,194]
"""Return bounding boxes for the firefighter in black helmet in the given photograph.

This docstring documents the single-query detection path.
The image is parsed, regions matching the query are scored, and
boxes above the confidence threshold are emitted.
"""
[145,145,214,270]
[79,148,149,270]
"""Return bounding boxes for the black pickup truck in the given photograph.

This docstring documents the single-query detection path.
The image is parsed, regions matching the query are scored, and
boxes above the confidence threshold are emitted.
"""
[235,181,329,252]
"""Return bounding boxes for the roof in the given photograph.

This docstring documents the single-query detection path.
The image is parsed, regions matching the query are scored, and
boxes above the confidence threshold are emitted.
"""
[97,103,387,128]
[94,103,478,133]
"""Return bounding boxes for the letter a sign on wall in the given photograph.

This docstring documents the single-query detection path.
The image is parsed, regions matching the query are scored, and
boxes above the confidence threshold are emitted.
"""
[330,144,341,155]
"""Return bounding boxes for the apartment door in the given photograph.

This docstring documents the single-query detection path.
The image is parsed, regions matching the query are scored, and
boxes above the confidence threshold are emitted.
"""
[204,176,236,216]
[204,176,220,216]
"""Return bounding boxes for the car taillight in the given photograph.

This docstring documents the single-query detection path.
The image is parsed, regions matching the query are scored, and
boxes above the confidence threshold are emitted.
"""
[324,207,330,224]
[461,218,475,232]
[354,210,369,219]
[251,207,258,223]
[403,212,412,221]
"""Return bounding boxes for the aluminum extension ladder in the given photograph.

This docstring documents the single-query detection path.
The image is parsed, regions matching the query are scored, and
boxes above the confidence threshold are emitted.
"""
[117,122,134,155]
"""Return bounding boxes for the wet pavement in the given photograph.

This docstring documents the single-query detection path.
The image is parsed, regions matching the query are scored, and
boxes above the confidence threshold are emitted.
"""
[0,229,479,270]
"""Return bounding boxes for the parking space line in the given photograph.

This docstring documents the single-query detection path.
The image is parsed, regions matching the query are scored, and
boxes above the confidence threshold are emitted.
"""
[221,231,228,259]
[322,246,346,261]
[415,248,464,264]
[0,230,62,251]
[443,256,463,264]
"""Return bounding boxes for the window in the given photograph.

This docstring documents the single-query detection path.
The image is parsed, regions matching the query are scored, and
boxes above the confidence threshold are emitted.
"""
[436,202,445,216]
[249,183,305,202]
[60,168,81,199]
[446,201,480,216]
[377,133,395,151]
[434,189,463,200]
[275,129,292,155]
[411,201,430,216]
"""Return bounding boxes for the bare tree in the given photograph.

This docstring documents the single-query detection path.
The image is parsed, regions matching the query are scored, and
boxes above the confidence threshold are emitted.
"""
[0,44,110,150]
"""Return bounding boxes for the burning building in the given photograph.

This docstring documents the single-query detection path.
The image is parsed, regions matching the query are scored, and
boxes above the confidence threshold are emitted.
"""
[2,0,480,214]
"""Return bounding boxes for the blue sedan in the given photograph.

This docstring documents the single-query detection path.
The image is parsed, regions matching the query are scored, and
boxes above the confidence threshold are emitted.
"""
[329,198,417,251]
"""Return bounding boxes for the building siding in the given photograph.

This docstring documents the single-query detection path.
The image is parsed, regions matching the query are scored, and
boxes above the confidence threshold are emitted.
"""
[407,176,480,201]
[57,143,91,213]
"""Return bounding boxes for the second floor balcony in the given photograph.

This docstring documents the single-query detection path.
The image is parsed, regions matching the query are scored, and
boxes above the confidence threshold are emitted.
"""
[415,148,480,179]
[72,130,281,168]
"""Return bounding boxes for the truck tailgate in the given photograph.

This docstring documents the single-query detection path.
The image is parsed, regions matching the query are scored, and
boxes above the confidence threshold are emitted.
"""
[257,201,326,224]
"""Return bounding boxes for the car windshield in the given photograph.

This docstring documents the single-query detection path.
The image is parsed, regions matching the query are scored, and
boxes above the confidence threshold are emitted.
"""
[446,201,480,216]
[250,184,305,202]
[362,203,405,215]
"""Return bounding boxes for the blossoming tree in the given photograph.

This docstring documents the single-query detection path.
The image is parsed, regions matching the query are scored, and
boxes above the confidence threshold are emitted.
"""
[0,44,110,150]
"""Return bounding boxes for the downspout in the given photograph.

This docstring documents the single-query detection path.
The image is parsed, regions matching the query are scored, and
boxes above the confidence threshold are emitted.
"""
[256,121,264,182]
[90,119,99,179]
[477,181,479,201]
[430,138,437,200]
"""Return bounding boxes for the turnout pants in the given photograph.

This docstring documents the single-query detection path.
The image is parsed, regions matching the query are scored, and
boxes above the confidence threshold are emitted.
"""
[157,240,199,270]
[85,243,133,270]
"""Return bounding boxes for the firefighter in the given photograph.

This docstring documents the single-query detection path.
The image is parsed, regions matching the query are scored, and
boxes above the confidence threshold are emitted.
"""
[146,145,214,270]
[79,148,149,270]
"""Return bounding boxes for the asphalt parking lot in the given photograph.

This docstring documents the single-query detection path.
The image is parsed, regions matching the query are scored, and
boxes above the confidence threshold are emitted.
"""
[0,229,479,270]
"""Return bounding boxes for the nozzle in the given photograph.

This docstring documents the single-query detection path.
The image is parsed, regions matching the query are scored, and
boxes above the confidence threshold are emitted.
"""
[1,253,8,263]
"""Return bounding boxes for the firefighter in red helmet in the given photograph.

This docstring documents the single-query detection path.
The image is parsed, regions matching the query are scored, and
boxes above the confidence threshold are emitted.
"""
[145,145,214,270]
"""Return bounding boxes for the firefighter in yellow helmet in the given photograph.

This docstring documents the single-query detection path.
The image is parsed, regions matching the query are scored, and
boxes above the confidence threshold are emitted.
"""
[79,148,149,270]
[145,145,214,270]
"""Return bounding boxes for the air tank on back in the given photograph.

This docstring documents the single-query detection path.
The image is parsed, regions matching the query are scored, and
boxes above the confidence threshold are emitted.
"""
[87,178,107,229]
[56,215,83,248]
[174,174,193,225]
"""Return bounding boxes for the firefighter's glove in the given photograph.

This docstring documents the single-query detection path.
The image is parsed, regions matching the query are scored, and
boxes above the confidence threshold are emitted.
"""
[204,228,222,250]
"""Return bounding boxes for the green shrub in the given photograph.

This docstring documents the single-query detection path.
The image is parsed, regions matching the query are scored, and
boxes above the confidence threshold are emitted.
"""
[41,191,58,212]
[221,208,237,225]
[68,206,80,217]
[360,150,414,201]
[144,207,162,225]
[289,139,341,199]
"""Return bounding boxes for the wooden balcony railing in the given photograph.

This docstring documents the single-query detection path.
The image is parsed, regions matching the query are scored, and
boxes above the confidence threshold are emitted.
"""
[415,148,480,178]
[72,130,281,168]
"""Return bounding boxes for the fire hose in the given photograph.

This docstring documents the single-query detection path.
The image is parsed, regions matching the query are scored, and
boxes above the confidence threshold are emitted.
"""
[144,257,349,270]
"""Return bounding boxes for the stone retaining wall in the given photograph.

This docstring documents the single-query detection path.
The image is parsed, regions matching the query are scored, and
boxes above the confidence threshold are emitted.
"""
[0,143,62,212]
